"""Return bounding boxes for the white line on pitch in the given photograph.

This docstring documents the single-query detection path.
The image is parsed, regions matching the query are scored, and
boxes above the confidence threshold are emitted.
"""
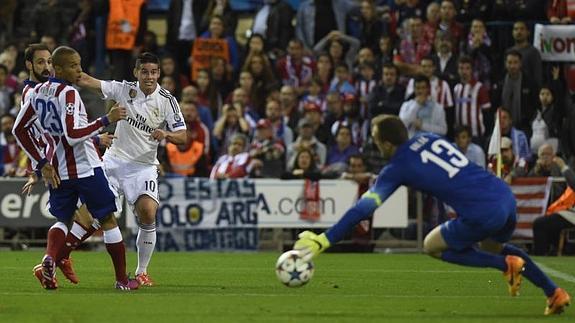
[536,262,575,284]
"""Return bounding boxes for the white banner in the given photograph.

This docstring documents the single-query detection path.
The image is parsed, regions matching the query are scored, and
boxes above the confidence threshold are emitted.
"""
[126,178,408,229]
[534,24,575,62]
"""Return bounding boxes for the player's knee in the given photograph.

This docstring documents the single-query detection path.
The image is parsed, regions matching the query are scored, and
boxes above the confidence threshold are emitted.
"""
[99,213,118,230]
[138,221,156,232]
[423,236,442,258]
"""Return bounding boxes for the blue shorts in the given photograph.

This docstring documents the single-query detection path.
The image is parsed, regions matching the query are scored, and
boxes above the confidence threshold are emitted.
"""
[48,167,117,223]
[440,199,517,251]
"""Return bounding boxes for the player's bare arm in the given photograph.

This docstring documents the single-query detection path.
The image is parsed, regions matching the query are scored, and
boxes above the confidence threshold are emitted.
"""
[98,133,116,148]
[106,103,128,123]
[77,72,103,93]
[150,129,187,144]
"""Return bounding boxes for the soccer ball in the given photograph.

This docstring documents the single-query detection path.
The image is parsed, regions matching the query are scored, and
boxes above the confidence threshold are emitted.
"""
[275,250,314,287]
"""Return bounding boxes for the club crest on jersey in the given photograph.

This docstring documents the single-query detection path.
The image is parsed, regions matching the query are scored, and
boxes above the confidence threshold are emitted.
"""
[66,103,75,115]
[129,89,137,98]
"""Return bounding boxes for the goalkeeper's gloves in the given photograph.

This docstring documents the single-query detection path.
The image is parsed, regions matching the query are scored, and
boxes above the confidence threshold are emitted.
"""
[294,231,331,260]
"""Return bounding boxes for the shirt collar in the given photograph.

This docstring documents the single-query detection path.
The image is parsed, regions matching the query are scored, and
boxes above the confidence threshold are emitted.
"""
[48,77,71,85]
[24,79,38,87]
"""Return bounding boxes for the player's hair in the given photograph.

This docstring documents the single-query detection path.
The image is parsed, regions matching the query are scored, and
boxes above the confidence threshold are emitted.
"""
[373,115,408,146]
[24,43,50,63]
[135,52,160,69]
[51,46,78,67]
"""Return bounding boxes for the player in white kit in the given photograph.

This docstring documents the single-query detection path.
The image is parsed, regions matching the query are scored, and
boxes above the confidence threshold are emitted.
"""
[79,52,187,286]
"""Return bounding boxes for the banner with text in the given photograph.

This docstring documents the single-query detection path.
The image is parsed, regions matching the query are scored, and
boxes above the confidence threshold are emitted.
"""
[534,24,575,62]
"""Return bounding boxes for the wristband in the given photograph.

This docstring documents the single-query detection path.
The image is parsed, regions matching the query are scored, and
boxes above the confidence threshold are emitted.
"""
[101,115,110,127]
[36,158,48,172]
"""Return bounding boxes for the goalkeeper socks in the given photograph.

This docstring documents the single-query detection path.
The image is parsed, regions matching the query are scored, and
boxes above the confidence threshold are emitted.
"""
[135,223,156,275]
[501,244,557,296]
[104,227,128,283]
[46,222,68,259]
[441,247,506,271]
[57,220,100,261]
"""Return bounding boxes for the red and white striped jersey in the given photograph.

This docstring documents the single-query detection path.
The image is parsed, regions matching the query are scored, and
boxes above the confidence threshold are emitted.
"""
[453,80,491,137]
[13,78,109,180]
[405,77,454,108]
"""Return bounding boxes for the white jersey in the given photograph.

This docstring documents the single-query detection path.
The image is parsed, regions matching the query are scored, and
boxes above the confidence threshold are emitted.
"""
[14,78,107,180]
[101,80,186,165]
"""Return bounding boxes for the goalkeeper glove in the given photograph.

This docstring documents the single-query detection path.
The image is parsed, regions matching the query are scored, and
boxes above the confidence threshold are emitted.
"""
[294,231,331,260]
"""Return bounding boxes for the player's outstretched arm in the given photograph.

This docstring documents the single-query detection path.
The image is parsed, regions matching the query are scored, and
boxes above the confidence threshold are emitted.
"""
[77,72,103,93]
[150,129,187,145]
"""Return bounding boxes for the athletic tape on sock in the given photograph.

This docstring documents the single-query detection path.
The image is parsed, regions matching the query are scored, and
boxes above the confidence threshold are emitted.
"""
[70,222,88,240]
[103,227,123,244]
[51,222,69,235]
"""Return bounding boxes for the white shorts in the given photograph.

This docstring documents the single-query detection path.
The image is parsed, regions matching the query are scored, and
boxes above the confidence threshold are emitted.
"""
[103,155,159,213]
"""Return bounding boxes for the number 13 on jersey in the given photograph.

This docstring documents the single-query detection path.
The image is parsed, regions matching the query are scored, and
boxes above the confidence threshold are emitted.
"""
[420,139,469,178]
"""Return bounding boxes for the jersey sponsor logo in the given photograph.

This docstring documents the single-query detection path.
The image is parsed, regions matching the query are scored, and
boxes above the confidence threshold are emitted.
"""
[66,103,75,115]
[126,115,154,133]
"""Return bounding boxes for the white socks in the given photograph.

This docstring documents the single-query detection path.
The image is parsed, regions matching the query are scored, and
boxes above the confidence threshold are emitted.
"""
[135,224,156,275]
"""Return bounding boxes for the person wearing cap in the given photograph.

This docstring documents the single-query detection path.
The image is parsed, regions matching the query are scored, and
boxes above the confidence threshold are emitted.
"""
[488,136,528,183]
[248,118,286,178]
[303,101,330,145]
[286,117,327,171]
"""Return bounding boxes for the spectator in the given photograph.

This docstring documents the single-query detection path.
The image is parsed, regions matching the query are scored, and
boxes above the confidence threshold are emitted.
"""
[279,85,301,132]
[313,30,360,70]
[438,0,464,46]
[200,0,238,37]
[161,55,189,93]
[210,133,251,179]
[547,0,574,24]
[453,55,491,144]
[238,70,265,117]
[493,108,532,162]
[355,62,377,120]
[0,51,19,93]
[422,2,440,46]
[40,34,58,53]
[164,102,207,177]
[453,0,492,22]
[276,39,315,95]
[194,68,221,120]
[0,113,27,177]
[405,57,454,110]
[302,102,331,145]
[106,0,147,81]
[251,0,294,56]
[509,21,543,88]
[329,64,356,96]
[299,77,325,114]
[0,64,12,113]
[325,124,360,175]
[265,98,293,148]
[533,156,575,256]
[295,0,356,50]
[396,0,427,27]
[347,0,389,53]
[166,0,208,71]
[460,19,492,90]
[530,67,565,154]
[454,125,486,168]
[431,30,459,89]
[528,143,564,178]
[198,16,240,76]
[286,118,327,170]
[492,50,538,136]
[375,35,394,68]
[281,147,323,180]
[230,87,258,129]
[160,75,180,99]
[487,136,528,183]
[242,52,278,104]
[368,63,405,117]
[395,17,433,76]
[181,84,214,132]
[399,75,447,138]
[213,104,250,158]
[331,94,365,146]
[315,52,334,94]
[248,118,285,178]
[30,0,69,45]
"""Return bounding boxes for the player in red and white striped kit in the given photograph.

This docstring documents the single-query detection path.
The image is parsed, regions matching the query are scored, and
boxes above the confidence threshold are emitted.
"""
[12,46,138,290]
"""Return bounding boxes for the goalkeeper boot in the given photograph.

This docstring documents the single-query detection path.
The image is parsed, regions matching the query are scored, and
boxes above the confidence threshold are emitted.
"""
[503,255,525,296]
[57,257,79,284]
[544,288,571,315]
[41,255,58,290]
[115,278,140,291]
[135,272,155,287]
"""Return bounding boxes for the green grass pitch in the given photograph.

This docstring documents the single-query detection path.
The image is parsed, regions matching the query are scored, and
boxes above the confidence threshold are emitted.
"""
[0,251,574,323]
